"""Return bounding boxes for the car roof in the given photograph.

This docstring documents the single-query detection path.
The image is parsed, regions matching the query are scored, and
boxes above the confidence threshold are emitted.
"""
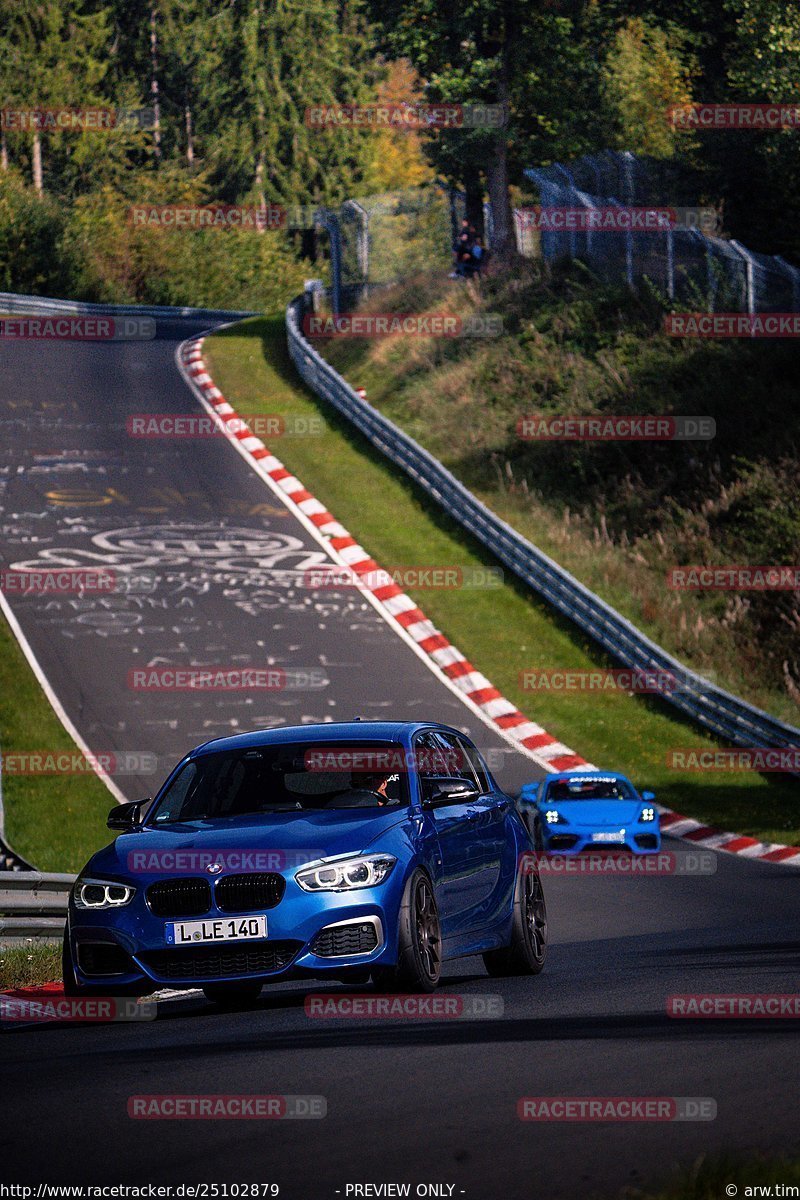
[189,720,470,758]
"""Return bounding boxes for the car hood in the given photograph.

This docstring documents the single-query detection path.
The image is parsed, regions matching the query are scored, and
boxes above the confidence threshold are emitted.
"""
[88,808,410,879]
[542,800,643,827]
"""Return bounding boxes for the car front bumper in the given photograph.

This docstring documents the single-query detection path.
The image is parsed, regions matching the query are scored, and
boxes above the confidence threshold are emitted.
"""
[67,873,406,991]
[542,827,661,855]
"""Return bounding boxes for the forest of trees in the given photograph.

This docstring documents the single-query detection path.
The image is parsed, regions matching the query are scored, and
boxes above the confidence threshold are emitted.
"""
[1,0,798,303]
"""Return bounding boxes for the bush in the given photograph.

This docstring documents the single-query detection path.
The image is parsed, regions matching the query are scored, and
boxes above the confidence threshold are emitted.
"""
[0,170,72,296]
[0,170,311,311]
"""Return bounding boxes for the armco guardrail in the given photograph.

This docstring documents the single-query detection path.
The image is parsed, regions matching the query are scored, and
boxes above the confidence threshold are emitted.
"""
[0,290,256,321]
[287,291,800,758]
[0,873,74,940]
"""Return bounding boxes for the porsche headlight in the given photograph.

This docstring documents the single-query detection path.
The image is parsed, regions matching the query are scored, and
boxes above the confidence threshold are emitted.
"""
[74,876,136,909]
[296,854,396,892]
[545,810,562,825]
[640,807,656,822]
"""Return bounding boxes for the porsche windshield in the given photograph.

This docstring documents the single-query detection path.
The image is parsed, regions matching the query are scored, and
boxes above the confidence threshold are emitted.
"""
[546,777,634,802]
[149,743,410,824]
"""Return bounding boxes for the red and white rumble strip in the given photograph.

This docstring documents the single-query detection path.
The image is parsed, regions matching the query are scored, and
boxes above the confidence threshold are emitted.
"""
[657,810,800,867]
[176,336,800,869]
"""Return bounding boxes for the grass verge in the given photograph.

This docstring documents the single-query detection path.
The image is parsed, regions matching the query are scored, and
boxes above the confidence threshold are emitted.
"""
[0,608,115,871]
[0,941,62,990]
[204,316,799,845]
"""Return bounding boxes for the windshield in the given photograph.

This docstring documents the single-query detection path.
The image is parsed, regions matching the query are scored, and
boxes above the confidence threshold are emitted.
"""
[149,742,409,825]
[546,777,634,802]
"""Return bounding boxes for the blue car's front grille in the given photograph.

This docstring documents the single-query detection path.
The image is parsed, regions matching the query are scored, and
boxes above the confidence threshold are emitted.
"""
[146,878,211,917]
[140,941,302,981]
[215,872,285,913]
[548,835,578,850]
[311,922,379,958]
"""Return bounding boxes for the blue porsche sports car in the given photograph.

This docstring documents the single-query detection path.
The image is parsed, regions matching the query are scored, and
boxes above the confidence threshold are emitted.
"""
[64,721,546,1004]
[518,770,660,855]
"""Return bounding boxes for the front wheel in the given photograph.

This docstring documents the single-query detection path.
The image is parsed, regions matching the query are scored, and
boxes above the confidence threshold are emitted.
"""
[483,865,547,977]
[373,869,441,993]
[202,981,264,1009]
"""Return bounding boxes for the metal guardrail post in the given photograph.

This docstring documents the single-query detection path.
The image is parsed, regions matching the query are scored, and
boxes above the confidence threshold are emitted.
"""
[304,279,325,316]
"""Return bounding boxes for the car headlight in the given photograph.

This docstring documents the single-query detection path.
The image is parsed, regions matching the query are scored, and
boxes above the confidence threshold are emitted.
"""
[544,810,562,825]
[73,876,136,909]
[640,807,656,822]
[295,854,396,892]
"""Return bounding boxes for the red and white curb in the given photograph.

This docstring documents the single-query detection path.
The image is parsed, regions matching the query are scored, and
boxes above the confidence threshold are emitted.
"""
[657,810,800,866]
[0,983,201,1028]
[176,336,800,869]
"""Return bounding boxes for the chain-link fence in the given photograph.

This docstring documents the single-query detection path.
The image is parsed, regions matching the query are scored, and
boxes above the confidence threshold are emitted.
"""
[523,151,800,313]
[304,185,455,311]
[298,151,800,313]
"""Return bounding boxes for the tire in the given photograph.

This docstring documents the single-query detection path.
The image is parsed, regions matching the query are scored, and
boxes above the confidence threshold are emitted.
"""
[372,869,441,994]
[483,863,547,977]
[202,981,264,1009]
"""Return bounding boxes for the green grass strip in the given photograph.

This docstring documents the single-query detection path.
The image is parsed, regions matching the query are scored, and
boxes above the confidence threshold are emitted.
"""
[0,609,113,871]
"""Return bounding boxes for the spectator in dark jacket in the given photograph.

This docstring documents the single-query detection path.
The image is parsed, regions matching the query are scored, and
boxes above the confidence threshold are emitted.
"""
[450,230,474,278]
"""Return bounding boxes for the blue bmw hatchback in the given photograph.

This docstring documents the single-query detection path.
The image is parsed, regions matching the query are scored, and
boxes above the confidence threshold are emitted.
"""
[64,721,546,1004]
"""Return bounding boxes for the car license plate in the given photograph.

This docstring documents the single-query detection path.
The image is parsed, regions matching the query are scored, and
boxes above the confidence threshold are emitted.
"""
[166,915,267,945]
[592,830,625,843]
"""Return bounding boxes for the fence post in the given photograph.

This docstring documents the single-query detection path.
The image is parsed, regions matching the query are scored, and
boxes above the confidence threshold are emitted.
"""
[729,240,756,315]
[343,199,370,285]
[555,165,577,259]
[316,209,342,315]
[705,240,715,311]
[483,200,493,249]
[609,196,634,287]
[619,151,636,203]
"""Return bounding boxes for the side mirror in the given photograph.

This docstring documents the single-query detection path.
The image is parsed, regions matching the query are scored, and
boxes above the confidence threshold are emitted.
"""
[107,799,149,831]
[423,778,479,808]
[641,790,656,802]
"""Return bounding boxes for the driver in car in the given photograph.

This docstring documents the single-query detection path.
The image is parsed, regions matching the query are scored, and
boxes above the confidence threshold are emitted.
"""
[339,769,399,807]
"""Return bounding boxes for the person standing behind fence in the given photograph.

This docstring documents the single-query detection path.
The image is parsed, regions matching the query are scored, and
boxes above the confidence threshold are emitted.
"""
[451,230,477,278]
